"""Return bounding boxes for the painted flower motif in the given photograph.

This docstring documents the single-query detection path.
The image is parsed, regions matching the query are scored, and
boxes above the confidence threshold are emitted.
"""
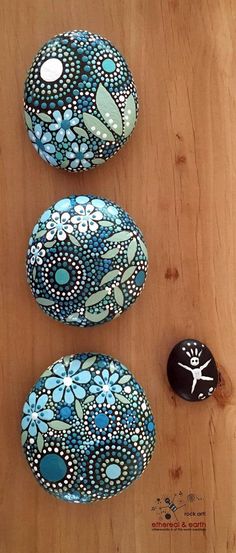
[45,360,91,404]
[28,124,57,166]
[66,143,94,169]
[21,392,54,437]
[30,242,45,265]
[49,109,79,143]
[71,203,103,233]
[89,369,122,405]
[46,212,73,241]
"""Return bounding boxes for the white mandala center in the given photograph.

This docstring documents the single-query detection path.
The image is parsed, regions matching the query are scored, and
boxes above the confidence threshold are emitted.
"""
[40,58,63,82]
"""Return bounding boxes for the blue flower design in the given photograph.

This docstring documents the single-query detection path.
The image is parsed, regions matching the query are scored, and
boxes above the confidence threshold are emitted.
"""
[49,109,79,143]
[89,369,122,405]
[21,392,54,437]
[45,360,91,404]
[28,124,57,166]
[66,142,94,169]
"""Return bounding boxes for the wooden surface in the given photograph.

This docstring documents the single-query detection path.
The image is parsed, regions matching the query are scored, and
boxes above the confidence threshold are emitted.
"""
[0,1,236,552]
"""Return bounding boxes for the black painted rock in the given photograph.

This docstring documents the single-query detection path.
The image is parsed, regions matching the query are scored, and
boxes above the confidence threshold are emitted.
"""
[167,339,219,401]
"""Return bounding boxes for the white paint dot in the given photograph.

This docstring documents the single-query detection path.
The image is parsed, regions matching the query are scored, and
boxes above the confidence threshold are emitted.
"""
[40,58,63,82]
[124,386,131,393]
[64,376,72,387]
[32,412,38,420]
[209,387,214,393]
[108,118,113,124]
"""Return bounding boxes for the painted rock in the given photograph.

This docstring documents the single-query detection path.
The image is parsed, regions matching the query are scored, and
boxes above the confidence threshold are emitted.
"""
[21,353,156,502]
[24,30,138,171]
[26,195,148,326]
[167,339,219,401]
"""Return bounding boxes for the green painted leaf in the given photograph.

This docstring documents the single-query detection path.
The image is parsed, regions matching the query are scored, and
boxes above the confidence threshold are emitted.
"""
[82,355,97,369]
[109,361,116,373]
[107,231,131,243]
[124,94,137,138]
[118,374,131,384]
[21,430,28,446]
[114,393,130,405]
[66,312,80,323]
[49,420,71,430]
[121,266,136,283]
[74,127,88,139]
[83,113,115,141]
[85,289,108,307]
[114,286,124,307]
[69,234,80,247]
[44,240,56,248]
[36,297,55,306]
[61,159,69,169]
[101,247,119,259]
[35,229,47,239]
[83,395,95,404]
[99,221,114,227]
[37,432,44,453]
[38,112,52,123]
[92,158,105,165]
[41,368,52,377]
[100,269,120,286]
[32,266,37,281]
[63,355,71,367]
[24,111,32,130]
[96,83,122,136]
[138,238,148,260]
[128,238,138,263]
[85,308,109,323]
[75,400,83,420]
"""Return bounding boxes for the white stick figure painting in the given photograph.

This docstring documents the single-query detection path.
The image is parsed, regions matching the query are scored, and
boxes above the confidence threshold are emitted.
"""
[178,346,214,394]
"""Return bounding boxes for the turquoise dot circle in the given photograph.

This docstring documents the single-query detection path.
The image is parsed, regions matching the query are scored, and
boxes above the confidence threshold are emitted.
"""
[40,209,51,223]
[106,463,121,480]
[102,58,116,73]
[55,268,70,285]
[39,453,67,482]
[95,413,109,428]
[135,270,146,287]
[148,422,154,432]
[54,198,71,211]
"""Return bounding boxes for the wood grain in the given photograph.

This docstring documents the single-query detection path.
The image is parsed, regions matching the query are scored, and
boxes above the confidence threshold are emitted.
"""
[0,1,236,552]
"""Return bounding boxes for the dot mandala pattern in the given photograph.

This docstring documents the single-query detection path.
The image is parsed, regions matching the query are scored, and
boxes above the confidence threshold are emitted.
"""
[26,195,148,327]
[24,30,138,171]
[21,353,156,503]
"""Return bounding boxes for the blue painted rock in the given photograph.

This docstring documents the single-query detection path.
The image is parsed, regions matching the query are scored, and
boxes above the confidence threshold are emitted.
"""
[24,30,138,171]
[21,353,156,502]
[26,195,148,326]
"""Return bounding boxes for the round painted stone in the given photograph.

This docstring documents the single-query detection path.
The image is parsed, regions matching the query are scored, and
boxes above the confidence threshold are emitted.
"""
[24,30,138,171]
[26,195,148,326]
[167,339,219,402]
[21,353,156,502]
